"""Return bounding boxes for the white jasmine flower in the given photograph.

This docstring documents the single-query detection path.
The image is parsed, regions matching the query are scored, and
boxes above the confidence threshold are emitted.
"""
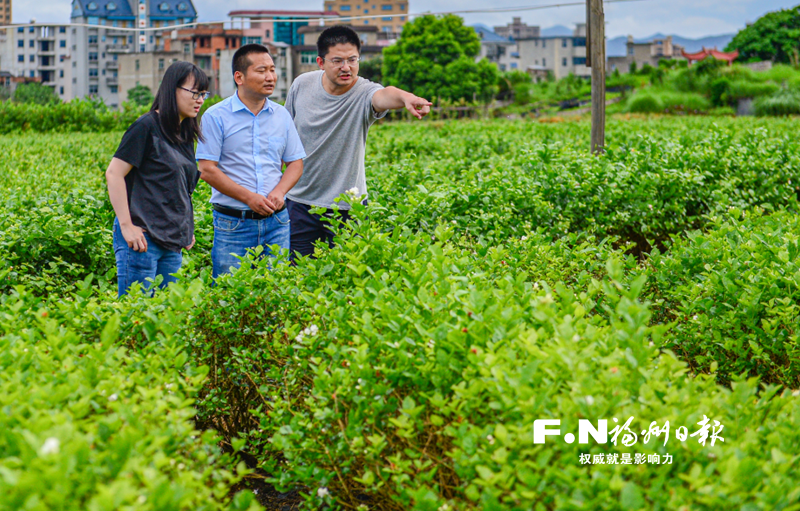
[586,395,594,405]
[39,437,60,456]
[693,315,698,321]
[427,339,435,349]
[346,187,360,197]
[317,487,330,498]
[521,236,528,241]
[487,434,495,445]
[108,394,118,402]
[137,496,147,504]
[438,503,451,511]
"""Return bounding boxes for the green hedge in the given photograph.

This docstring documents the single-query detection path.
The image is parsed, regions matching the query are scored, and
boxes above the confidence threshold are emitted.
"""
[0,285,260,511]
[754,90,800,116]
[647,208,800,387]
[184,205,800,510]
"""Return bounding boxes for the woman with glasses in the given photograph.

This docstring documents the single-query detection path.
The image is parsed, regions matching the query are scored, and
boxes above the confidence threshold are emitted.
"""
[105,61,210,296]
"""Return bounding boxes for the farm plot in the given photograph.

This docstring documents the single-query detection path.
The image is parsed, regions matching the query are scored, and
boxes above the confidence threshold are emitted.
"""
[1,117,799,510]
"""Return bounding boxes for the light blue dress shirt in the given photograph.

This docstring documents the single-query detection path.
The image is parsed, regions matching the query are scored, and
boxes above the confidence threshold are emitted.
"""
[196,92,306,210]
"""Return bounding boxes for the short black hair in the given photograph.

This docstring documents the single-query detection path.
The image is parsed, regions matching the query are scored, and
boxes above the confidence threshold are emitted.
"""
[232,43,270,77]
[317,25,361,58]
[150,60,208,145]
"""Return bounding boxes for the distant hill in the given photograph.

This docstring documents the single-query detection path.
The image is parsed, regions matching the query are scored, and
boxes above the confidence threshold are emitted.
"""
[541,25,573,37]
[606,33,736,57]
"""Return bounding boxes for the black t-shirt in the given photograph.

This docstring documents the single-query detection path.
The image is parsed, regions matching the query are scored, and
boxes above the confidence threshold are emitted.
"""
[114,111,199,252]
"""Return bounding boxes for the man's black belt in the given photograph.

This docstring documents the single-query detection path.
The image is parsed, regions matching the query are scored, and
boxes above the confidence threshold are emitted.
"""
[212,203,286,220]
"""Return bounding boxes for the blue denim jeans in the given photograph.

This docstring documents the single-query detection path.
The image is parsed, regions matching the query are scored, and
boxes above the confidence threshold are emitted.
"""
[113,218,183,297]
[211,208,291,278]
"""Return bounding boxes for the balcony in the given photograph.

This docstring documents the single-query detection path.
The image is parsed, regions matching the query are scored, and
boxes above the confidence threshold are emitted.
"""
[106,76,118,85]
[105,60,119,69]
[107,44,132,53]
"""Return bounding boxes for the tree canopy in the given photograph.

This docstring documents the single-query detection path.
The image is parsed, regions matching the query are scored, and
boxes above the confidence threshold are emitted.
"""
[382,14,500,102]
[127,84,154,107]
[13,83,60,105]
[726,6,800,65]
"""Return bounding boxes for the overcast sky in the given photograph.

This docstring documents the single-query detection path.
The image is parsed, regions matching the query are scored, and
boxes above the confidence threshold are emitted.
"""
[13,0,797,39]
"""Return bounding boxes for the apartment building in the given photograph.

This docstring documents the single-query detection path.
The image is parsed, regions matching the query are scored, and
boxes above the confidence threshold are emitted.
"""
[493,17,539,40]
[517,23,589,80]
[1,0,11,26]
[2,24,74,101]
[473,24,519,72]
[607,36,685,72]
[163,23,241,94]
[118,48,186,102]
[228,10,338,47]
[70,0,198,108]
[323,0,408,39]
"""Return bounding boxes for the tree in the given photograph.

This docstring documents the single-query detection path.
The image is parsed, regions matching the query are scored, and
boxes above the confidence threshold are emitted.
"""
[359,55,383,84]
[127,84,154,107]
[726,6,800,65]
[13,83,60,105]
[382,14,500,102]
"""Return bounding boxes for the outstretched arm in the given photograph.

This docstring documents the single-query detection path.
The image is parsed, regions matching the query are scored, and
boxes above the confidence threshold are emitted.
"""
[372,86,432,119]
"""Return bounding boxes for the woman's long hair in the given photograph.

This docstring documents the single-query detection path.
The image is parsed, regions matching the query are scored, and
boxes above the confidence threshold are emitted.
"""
[150,61,209,145]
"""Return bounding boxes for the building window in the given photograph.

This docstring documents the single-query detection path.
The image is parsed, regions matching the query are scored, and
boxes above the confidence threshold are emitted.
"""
[158,58,164,70]
[89,35,98,44]
[60,40,67,47]
[29,55,35,62]
[364,20,369,24]
[89,52,98,61]
[60,26,66,33]
[364,9,369,13]
[17,27,23,33]
[300,51,317,64]
[87,1,97,9]
[29,40,34,48]
[177,2,188,11]
[29,26,34,33]
[628,47,634,56]
[340,4,351,10]
[562,57,567,66]
[107,1,117,10]
[159,2,170,11]
[382,4,392,9]
[382,17,391,21]
[265,30,271,38]
[89,84,98,94]
[17,55,24,62]
[543,58,546,66]
[562,38,568,47]
[573,37,586,47]
[60,70,64,77]
[135,59,139,70]
[30,71,36,78]
[110,85,118,93]
[60,86,64,94]
[89,68,98,77]
[88,16,99,25]
[17,39,23,47]
[573,57,586,65]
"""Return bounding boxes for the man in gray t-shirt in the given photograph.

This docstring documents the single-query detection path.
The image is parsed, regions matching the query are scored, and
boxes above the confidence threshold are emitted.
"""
[284,25,431,259]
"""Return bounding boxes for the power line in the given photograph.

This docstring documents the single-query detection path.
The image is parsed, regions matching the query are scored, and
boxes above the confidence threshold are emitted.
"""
[0,0,648,32]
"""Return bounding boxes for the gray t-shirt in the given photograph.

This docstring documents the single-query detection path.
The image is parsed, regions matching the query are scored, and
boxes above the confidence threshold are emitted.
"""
[284,70,387,209]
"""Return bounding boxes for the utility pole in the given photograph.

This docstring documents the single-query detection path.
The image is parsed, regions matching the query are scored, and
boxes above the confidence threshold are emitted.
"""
[586,0,606,154]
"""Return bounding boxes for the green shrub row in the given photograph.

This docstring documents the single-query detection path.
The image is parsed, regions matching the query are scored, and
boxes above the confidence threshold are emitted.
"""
[646,208,800,387]
[625,91,711,114]
[0,284,260,511]
[754,89,800,116]
[177,204,800,510]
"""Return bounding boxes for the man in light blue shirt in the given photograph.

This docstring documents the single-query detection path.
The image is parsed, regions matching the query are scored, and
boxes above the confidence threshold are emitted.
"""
[197,44,305,278]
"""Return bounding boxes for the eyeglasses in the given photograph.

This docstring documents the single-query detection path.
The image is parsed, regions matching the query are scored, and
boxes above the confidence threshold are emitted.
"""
[322,56,361,68]
[179,86,211,100]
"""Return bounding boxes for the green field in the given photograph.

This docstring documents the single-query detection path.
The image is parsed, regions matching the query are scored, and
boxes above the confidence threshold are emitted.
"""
[2,117,800,510]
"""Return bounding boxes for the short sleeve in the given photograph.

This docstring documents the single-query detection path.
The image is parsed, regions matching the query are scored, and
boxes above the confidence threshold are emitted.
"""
[114,115,151,168]
[364,82,388,126]
[282,110,306,163]
[284,82,297,119]
[195,111,223,162]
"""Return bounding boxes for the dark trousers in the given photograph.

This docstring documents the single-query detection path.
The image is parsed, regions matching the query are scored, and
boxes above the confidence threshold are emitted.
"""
[286,198,352,260]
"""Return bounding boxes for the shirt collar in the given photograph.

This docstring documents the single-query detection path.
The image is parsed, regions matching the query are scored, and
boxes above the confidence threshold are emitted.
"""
[231,90,274,114]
